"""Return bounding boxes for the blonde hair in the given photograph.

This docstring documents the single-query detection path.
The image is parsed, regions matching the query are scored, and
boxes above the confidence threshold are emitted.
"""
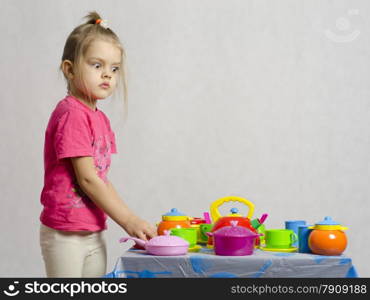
[60,11,128,116]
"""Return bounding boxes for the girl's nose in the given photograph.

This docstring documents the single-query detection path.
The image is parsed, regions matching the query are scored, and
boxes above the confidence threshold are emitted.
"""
[102,69,112,79]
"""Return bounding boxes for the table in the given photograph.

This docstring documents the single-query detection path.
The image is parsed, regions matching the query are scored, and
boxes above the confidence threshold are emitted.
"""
[105,247,358,278]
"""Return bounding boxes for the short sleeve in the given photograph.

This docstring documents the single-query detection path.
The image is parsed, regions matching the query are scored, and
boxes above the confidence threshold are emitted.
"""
[54,110,94,160]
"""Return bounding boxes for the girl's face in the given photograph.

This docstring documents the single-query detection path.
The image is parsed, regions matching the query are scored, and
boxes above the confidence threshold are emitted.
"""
[73,39,122,102]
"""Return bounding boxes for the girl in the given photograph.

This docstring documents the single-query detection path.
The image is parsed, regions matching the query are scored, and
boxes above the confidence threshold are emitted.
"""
[39,11,157,278]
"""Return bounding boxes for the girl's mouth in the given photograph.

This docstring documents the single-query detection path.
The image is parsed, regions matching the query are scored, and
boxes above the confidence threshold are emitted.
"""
[100,83,110,89]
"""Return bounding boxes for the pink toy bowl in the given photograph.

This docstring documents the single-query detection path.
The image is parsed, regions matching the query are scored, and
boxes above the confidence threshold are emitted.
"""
[119,230,189,256]
[207,220,262,256]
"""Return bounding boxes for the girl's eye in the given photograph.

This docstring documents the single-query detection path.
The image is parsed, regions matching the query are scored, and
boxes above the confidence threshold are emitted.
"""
[92,63,101,69]
[112,66,120,72]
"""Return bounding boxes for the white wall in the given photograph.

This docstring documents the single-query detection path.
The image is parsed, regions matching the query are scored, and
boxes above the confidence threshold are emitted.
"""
[1,0,369,276]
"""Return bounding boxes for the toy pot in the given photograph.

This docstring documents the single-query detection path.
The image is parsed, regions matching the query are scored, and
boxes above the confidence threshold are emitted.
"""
[157,208,191,235]
[208,196,257,247]
[308,216,348,256]
[119,230,189,256]
[207,221,262,256]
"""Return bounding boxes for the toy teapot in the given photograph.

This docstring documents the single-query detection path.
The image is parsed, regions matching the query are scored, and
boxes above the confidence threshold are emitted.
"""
[157,208,191,235]
[308,216,348,256]
[208,196,258,246]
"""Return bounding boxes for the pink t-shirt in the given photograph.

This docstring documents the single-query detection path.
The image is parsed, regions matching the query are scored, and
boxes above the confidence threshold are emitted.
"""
[40,95,117,231]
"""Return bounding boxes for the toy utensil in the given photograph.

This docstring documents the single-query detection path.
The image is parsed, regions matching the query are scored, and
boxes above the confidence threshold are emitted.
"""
[203,212,211,224]
[251,213,268,229]
[259,213,268,225]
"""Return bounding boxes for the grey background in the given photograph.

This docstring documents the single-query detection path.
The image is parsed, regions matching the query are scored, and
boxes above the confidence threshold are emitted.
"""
[1,0,369,277]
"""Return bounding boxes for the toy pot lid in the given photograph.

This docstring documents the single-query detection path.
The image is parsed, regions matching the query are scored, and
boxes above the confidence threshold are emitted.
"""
[148,230,189,247]
[227,207,243,217]
[308,216,348,231]
[162,208,189,221]
[210,220,261,238]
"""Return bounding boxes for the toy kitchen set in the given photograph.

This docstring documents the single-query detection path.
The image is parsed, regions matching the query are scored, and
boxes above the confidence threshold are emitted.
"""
[119,196,349,257]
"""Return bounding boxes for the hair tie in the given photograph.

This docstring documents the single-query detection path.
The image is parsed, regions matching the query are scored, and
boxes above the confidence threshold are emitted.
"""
[95,19,109,29]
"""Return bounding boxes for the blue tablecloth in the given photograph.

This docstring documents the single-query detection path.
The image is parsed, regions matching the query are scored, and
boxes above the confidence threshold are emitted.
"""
[105,247,358,278]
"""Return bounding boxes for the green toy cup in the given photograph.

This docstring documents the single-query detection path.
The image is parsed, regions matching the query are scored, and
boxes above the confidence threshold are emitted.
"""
[170,228,198,248]
[265,229,298,249]
[199,224,214,243]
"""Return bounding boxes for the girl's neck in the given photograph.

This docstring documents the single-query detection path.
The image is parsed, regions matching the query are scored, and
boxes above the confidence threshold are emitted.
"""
[68,90,97,111]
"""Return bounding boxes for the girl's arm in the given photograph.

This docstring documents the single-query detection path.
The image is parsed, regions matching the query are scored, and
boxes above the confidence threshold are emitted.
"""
[70,156,157,240]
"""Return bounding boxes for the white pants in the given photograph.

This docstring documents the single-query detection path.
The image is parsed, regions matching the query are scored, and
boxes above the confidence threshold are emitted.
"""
[39,223,107,278]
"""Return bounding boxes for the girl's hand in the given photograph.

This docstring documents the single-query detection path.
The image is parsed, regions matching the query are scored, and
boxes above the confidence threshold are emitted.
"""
[123,214,157,241]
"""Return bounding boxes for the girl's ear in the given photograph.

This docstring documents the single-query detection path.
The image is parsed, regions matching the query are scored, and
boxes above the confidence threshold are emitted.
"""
[61,60,74,80]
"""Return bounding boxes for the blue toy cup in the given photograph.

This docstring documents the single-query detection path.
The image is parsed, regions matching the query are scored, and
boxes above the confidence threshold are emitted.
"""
[298,225,312,253]
[285,220,306,247]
